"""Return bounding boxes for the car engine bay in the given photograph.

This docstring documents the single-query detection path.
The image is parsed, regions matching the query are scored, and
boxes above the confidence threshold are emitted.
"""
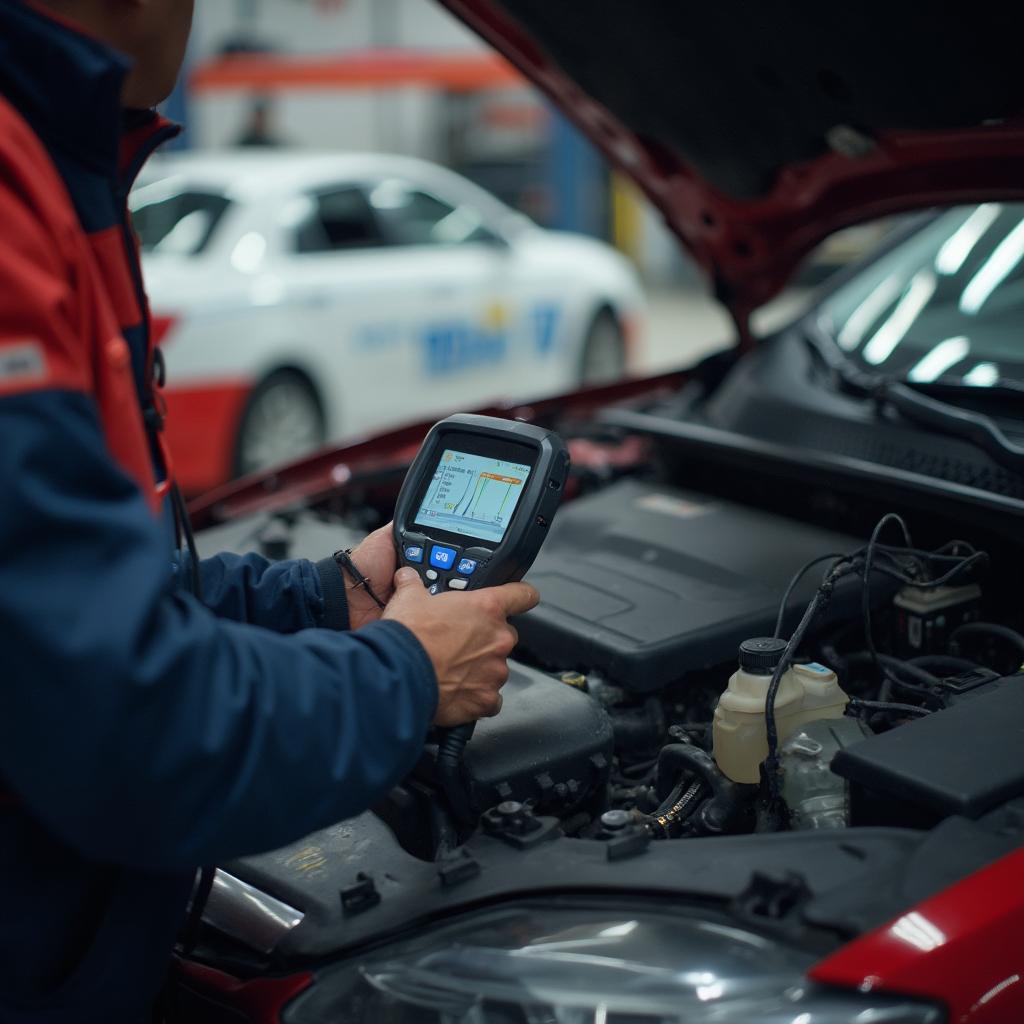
[188,340,1024,988]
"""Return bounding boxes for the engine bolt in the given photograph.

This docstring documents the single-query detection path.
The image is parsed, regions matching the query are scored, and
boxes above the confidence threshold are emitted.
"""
[559,671,588,691]
[600,809,632,832]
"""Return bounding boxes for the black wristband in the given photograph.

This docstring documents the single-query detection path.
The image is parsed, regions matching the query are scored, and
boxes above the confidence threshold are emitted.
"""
[332,548,386,610]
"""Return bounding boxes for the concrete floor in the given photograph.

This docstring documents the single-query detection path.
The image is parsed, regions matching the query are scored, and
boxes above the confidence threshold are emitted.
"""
[636,286,814,375]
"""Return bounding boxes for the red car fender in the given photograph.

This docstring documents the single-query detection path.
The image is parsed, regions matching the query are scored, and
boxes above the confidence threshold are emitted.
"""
[173,960,312,1024]
[810,846,1024,1022]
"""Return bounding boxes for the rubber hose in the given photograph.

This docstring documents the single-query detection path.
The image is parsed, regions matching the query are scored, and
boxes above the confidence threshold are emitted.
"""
[850,698,930,717]
[951,622,1024,659]
[648,778,704,839]
[908,655,979,674]
[656,744,752,836]
[876,653,943,688]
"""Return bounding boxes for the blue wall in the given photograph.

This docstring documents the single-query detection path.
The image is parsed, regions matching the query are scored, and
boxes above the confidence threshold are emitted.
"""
[546,108,607,238]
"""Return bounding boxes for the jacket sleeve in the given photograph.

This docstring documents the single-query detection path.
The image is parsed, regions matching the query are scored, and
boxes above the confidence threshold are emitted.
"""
[0,181,438,872]
[197,552,352,633]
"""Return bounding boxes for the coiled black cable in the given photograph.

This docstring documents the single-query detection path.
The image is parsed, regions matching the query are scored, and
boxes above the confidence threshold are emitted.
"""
[170,481,210,953]
[435,722,476,827]
[171,482,203,601]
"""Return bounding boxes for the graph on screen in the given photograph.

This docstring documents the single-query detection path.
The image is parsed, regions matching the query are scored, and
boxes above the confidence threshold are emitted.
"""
[414,449,532,543]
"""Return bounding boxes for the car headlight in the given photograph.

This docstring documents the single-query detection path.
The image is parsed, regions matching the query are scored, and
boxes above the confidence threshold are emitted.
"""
[286,899,943,1023]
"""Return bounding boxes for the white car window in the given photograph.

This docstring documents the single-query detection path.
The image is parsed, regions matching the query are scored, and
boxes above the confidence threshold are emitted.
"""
[294,187,387,253]
[368,179,499,247]
[131,190,232,256]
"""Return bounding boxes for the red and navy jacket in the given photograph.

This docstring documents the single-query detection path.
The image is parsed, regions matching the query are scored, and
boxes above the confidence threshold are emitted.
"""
[0,3,436,1020]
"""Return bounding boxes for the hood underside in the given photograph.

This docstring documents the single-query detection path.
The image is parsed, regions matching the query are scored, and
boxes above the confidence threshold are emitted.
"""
[440,0,1024,320]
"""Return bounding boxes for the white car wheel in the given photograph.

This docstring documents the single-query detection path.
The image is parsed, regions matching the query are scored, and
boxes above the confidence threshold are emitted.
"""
[579,311,626,385]
[235,371,326,477]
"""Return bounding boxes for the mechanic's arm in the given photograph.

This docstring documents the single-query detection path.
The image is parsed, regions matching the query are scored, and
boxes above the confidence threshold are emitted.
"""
[196,524,396,634]
[0,182,533,872]
[0,394,437,870]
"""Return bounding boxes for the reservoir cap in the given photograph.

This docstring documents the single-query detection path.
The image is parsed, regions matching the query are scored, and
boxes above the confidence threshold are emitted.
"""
[738,637,788,674]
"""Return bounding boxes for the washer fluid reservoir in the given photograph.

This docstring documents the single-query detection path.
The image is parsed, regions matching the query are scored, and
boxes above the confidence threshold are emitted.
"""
[713,638,848,784]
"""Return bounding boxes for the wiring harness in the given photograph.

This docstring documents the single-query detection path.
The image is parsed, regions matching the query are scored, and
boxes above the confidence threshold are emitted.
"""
[762,513,990,801]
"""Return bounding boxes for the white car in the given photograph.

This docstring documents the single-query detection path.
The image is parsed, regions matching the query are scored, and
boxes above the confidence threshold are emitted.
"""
[133,151,646,493]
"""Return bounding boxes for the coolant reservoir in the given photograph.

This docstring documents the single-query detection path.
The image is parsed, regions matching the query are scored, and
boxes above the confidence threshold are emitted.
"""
[788,661,849,731]
[712,638,848,784]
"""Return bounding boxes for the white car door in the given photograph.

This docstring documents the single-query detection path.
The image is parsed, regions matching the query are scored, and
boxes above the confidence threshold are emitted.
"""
[365,178,542,418]
[377,178,581,404]
[280,178,553,443]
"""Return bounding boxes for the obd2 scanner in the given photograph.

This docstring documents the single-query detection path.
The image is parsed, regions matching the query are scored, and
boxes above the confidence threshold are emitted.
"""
[393,414,570,830]
[393,414,569,592]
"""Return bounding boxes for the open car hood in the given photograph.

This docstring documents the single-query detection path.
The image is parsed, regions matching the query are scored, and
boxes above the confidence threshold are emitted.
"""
[439,0,1024,332]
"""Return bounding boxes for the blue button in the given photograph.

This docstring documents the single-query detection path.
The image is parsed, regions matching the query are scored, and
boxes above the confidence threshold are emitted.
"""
[429,545,457,569]
[457,558,478,576]
[404,545,424,564]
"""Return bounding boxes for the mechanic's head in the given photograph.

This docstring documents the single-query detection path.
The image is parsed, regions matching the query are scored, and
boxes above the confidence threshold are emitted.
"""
[38,0,194,108]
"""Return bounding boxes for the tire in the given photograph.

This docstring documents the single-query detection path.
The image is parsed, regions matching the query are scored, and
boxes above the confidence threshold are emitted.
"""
[234,370,326,478]
[578,310,626,386]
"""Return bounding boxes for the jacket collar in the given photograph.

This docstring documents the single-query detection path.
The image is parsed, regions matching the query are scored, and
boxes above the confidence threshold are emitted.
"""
[0,0,180,189]
[120,109,182,195]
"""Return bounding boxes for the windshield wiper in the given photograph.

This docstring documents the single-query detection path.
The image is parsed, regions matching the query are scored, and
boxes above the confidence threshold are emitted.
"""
[804,322,1024,476]
[906,376,1024,402]
[876,378,1024,474]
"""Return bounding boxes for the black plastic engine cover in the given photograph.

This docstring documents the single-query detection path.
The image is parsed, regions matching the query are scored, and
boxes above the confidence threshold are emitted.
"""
[463,661,612,812]
[833,674,1024,820]
[516,479,866,692]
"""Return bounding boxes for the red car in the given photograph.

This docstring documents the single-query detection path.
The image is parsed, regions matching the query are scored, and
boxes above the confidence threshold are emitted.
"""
[170,2,1024,1021]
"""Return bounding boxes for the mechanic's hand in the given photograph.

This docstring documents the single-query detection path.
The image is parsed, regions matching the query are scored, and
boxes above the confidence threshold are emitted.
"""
[346,524,398,630]
[383,567,540,726]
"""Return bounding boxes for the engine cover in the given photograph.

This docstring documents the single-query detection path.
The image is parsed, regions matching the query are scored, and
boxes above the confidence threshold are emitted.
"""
[833,674,1024,823]
[463,660,612,812]
[516,479,867,692]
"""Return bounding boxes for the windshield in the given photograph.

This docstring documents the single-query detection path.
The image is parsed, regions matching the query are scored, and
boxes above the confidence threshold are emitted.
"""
[818,204,1024,386]
[130,182,231,256]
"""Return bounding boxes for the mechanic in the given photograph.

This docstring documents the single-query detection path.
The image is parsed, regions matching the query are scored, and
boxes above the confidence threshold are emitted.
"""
[236,96,283,147]
[0,1,538,1020]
